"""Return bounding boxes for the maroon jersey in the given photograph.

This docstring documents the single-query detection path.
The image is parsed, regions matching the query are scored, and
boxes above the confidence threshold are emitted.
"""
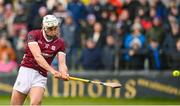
[21,29,65,77]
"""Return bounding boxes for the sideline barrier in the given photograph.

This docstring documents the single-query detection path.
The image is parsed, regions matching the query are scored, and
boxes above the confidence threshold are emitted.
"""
[0,70,179,98]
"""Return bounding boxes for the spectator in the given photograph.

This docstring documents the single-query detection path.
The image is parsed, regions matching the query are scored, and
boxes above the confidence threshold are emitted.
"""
[13,5,27,36]
[138,0,150,18]
[46,0,56,10]
[136,1,152,32]
[100,0,116,13]
[115,10,131,69]
[67,0,87,25]
[13,28,26,64]
[0,35,17,73]
[99,10,108,31]
[169,38,180,69]
[32,6,47,29]
[149,7,157,19]
[27,0,46,31]
[123,0,140,21]
[89,22,106,48]
[116,9,131,36]
[4,3,15,37]
[0,17,7,36]
[168,5,180,24]
[79,38,102,70]
[146,17,165,47]
[123,22,146,70]
[163,21,179,68]
[146,38,167,70]
[82,14,96,43]
[0,0,4,15]
[151,0,168,21]
[102,35,116,70]
[61,14,79,69]
[108,0,123,15]
[52,2,69,25]
[106,12,118,34]
[86,0,102,21]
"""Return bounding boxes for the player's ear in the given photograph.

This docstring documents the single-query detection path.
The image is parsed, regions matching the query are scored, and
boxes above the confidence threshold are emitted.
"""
[42,26,46,31]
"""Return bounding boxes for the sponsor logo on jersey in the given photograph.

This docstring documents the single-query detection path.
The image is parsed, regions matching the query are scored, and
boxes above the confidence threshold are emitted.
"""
[45,44,49,48]
[41,52,53,58]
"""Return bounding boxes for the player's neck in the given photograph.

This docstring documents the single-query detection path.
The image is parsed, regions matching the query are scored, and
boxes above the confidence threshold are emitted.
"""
[42,30,54,42]
[46,34,55,40]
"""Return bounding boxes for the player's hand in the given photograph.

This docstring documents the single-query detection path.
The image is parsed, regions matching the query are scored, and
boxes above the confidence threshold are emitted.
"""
[60,70,69,81]
[51,70,61,79]
[129,49,135,56]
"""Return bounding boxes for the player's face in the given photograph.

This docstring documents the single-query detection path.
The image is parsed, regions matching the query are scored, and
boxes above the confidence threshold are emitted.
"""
[45,26,59,37]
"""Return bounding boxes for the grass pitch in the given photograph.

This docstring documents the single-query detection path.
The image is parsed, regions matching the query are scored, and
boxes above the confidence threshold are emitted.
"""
[0,96,179,105]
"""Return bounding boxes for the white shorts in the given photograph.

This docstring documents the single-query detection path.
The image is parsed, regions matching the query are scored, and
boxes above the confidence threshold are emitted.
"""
[13,66,47,94]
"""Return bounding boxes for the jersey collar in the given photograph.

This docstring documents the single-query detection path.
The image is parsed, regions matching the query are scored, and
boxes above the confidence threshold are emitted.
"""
[42,30,53,42]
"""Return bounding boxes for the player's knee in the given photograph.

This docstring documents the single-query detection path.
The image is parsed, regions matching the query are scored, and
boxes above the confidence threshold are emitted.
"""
[30,99,42,105]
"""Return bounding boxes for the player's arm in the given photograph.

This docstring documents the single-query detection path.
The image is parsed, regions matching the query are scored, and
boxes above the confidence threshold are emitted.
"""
[27,33,59,77]
[28,42,54,72]
[26,33,59,78]
[57,52,69,80]
[28,42,60,78]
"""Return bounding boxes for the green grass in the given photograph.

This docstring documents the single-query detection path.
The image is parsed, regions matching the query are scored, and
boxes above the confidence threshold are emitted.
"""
[0,96,180,105]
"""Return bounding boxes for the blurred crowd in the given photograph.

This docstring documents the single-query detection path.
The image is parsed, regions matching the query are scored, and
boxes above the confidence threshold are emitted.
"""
[0,0,180,73]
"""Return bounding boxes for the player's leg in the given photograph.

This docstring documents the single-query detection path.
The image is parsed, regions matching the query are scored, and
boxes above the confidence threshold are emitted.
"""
[10,90,27,105]
[29,69,47,105]
[29,87,45,105]
[11,67,31,105]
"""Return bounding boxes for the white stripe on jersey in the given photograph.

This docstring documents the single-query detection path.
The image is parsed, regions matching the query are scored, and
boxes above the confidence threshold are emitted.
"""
[58,52,66,56]
[28,42,38,45]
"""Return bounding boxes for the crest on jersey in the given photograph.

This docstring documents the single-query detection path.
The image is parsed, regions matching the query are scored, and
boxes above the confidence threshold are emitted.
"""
[51,46,56,51]
[45,44,49,48]
[28,34,35,41]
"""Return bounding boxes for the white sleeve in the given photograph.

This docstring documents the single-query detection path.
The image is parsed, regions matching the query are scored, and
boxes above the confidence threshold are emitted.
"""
[28,41,38,45]
[58,51,66,56]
